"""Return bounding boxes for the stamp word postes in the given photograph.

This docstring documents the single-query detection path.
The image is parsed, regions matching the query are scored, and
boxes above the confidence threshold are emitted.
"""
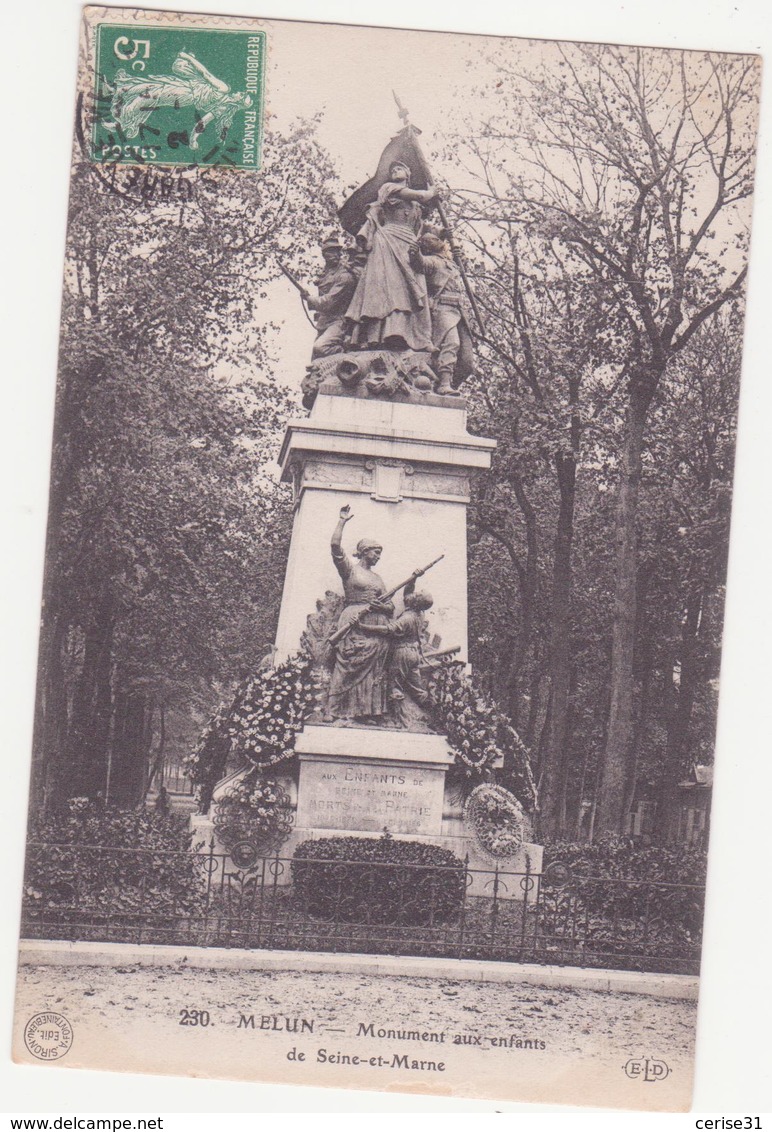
[92,24,265,170]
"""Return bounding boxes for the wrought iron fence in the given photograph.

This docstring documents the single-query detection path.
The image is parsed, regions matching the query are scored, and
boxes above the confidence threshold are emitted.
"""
[21,841,703,975]
[158,763,196,795]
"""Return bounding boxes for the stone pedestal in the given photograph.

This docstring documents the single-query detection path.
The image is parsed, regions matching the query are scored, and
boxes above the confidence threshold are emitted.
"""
[274,392,495,664]
[294,725,452,835]
[191,722,542,902]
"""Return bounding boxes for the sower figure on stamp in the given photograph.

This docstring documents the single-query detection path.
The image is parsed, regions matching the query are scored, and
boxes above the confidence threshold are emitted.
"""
[360,575,434,729]
[411,227,475,395]
[104,51,253,150]
[302,235,359,359]
[325,505,394,725]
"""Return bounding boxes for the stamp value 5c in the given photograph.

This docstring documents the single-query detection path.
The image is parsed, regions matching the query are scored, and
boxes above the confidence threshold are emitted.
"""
[92,23,266,170]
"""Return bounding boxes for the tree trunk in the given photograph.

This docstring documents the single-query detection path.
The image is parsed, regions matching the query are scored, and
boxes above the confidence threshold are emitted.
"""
[572,740,591,839]
[30,367,85,813]
[534,699,551,794]
[506,475,539,727]
[63,589,115,803]
[654,588,703,842]
[596,367,661,834]
[622,651,653,830]
[31,608,67,815]
[146,703,167,795]
[110,689,155,807]
[524,668,543,749]
[138,703,157,801]
[539,449,577,840]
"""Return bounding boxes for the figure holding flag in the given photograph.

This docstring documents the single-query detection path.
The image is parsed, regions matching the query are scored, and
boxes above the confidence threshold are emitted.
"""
[343,160,438,353]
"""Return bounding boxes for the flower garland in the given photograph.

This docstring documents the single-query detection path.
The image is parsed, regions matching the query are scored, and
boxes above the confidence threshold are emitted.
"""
[227,652,318,767]
[186,652,318,809]
[429,662,537,810]
[430,662,500,773]
[464,783,527,860]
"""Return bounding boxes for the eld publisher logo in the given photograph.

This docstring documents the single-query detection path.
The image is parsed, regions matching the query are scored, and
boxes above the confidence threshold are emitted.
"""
[624,1057,671,1082]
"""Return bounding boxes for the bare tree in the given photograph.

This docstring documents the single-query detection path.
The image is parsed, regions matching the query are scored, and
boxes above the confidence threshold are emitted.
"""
[452,43,759,833]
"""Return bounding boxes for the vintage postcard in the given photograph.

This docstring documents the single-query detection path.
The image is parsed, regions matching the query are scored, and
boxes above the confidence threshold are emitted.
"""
[10,4,763,1111]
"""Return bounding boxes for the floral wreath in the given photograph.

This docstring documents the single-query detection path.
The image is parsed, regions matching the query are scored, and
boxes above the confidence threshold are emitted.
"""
[463,783,527,861]
[213,771,294,867]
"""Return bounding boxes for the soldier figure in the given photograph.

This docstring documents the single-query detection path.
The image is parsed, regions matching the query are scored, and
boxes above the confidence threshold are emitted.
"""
[303,235,359,359]
[412,228,475,395]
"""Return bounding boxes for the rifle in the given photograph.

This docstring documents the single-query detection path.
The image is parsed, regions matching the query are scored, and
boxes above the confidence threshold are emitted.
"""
[328,554,445,647]
[277,258,305,294]
[422,645,461,662]
[276,258,316,329]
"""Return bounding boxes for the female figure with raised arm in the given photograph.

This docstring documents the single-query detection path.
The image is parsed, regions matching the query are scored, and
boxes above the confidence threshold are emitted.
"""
[325,505,394,724]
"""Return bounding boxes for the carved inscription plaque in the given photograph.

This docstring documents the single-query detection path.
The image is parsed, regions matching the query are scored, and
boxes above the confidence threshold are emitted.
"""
[296,757,446,835]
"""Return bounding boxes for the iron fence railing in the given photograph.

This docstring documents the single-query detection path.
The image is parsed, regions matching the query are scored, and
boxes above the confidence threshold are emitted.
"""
[158,765,196,795]
[21,841,704,975]
[151,760,195,796]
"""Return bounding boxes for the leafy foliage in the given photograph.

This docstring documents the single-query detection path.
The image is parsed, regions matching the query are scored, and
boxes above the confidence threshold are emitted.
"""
[24,799,207,928]
[544,837,707,935]
[439,42,756,837]
[36,120,340,810]
[291,836,466,925]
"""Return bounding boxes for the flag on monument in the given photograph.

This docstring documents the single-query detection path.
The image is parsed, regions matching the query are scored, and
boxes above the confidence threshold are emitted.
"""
[338,125,430,235]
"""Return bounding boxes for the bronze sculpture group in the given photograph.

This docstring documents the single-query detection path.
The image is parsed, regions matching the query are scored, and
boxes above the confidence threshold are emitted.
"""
[323,505,445,729]
[299,161,474,397]
[297,119,470,728]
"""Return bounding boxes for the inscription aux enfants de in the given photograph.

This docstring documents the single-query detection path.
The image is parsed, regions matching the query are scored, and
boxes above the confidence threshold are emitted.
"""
[295,760,444,835]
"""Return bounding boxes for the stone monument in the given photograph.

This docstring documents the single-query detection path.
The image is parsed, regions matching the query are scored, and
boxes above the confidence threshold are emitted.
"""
[192,112,542,899]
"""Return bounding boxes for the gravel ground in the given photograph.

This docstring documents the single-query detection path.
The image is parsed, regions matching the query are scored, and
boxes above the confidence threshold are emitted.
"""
[14,961,697,1109]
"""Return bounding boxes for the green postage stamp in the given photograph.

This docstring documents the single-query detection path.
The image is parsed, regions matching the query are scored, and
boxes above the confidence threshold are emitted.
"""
[92,23,266,169]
